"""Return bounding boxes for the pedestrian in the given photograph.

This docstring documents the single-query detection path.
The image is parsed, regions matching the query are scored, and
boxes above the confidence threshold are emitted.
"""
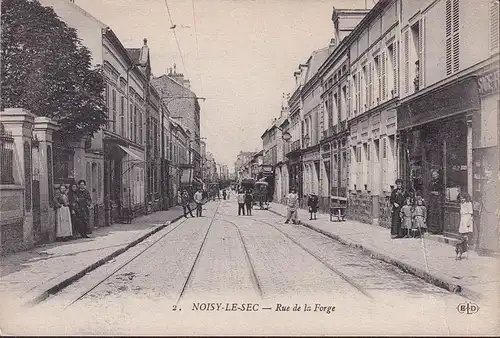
[390,179,407,239]
[223,189,227,200]
[71,180,91,238]
[245,189,253,216]
[285,188,299,224]
[76,179,92,235]
[413,196,427,237]
[237,190,246,216]
[194,188,204,217]
[400,196,414,238]
[458,192,473,243]
[307,193,319,220]
[182,190,194,218]
[53,184,73,240]
[177,190,182,206]
[68,183,79,237]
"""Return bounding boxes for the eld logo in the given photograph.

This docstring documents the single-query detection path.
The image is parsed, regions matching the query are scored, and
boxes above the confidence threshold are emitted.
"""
[457,302,480,314]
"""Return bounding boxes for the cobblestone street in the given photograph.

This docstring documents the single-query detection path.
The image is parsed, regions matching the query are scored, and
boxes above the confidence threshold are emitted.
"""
[2,199,495,335]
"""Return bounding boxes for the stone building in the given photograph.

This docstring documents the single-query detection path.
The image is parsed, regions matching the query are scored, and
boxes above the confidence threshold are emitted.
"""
[151,67,202,189]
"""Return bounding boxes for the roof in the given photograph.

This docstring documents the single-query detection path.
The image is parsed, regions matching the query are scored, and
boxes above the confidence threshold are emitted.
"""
[126,48,141,65]
[305,47,329,83]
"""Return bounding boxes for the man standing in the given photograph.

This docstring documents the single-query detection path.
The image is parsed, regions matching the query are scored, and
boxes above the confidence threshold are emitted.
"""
[194,188,204,217]
[245,189,253,216]
[75,179,92,237]
[237,190,246,216]
[390,179,407,239]
[285,188,299,224]
[182,190,194,218]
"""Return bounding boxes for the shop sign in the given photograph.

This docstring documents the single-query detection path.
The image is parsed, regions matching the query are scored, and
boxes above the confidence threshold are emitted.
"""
[478,69,499,96]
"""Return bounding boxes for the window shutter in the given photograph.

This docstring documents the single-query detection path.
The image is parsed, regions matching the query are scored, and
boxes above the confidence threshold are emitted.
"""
[491,0,499,52]
[393,42,398,96]
[382,51,387,100]
[368,64,372,108]
[452,0,460,73]
[403,29,409,93]
[419,18,425,88]
[446,0,460,75]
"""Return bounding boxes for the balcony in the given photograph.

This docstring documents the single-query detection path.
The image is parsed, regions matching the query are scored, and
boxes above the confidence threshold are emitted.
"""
[291,140,300,151]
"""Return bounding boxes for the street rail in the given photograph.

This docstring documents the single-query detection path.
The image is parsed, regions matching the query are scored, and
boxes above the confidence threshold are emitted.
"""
[63,216,191,309]
[175,201,222,305]
[219,211,373,300]
[214,218,264,299]
[62,201,221,309]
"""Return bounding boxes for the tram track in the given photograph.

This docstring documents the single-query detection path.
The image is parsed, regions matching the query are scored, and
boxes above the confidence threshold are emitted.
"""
[214,218,264,299]
[62,201,222,309]
[218,211,373,300]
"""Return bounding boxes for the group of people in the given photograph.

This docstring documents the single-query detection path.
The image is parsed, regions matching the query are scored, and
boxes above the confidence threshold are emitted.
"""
[237,189,254,216]
[53,179,92,240]
[390,179,474,241]
[177,188,205,218]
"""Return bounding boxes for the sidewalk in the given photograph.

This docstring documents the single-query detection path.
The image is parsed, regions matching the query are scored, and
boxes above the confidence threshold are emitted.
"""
[0,202,200,308]
[269,202,500,304]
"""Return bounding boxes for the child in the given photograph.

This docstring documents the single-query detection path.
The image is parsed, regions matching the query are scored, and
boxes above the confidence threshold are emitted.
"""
[413,196,427,237]
[458,192,473,243]
[400,196,413,238]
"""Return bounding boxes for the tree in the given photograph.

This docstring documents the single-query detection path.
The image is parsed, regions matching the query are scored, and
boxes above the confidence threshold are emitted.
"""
[1,0,107,137]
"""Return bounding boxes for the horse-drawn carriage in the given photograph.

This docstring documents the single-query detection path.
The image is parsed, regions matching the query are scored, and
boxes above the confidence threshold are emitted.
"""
[253,180,269,209]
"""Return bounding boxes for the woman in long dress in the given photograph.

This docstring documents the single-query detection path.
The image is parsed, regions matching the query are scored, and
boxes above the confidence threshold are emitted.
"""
[54,184,73,240]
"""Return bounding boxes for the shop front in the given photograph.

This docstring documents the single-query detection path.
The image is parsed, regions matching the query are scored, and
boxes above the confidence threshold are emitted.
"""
[474,67,499,254]
[397,77,480,238]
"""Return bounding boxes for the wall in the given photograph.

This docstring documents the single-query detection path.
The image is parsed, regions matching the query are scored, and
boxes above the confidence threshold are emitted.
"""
[39,0,104,66]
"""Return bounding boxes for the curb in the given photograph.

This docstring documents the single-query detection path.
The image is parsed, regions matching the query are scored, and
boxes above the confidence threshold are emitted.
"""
[25,212,188,307]
[267,207,483,302]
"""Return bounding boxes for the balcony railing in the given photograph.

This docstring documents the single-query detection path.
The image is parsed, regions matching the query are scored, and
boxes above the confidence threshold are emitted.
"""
[291,140,300,151]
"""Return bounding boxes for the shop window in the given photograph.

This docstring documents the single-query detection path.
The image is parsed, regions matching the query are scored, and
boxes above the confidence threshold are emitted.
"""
[444,122,467,202]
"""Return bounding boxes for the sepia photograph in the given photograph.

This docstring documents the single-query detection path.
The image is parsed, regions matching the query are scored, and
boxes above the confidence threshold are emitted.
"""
[0,0,499,335]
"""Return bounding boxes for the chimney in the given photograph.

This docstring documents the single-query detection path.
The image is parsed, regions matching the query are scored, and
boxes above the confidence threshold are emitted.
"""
[328,38,337,54]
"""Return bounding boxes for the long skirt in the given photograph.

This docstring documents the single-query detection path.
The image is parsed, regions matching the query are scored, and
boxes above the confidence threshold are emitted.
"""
[56,206,73,238]
[390,208,402,236]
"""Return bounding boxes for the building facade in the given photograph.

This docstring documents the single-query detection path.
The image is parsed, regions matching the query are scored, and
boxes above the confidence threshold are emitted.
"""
[397,0,499,252]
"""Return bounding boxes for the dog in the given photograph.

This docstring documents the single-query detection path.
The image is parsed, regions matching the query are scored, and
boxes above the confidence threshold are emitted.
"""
[455,236,469,260]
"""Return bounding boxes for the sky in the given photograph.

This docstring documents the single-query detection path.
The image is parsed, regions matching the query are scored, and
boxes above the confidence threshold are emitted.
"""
[75,0,373,171]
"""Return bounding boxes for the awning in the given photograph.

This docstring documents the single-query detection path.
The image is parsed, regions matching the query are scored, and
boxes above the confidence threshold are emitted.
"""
[117,145,144,162]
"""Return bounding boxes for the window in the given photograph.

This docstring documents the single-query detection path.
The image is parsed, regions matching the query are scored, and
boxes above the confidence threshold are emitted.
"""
[120,96,125,136]
[388,43,397,97]
[139,111,143,145]
[490,0,499,52]
[411,21,422,91]
[105,84,109,129]
[133,106,137,143]
[129,104,133,140]
[446,0,460,75]
[112,89,116,132]
[362,65,368,111]
[382,137,387,159]
[368,61,373,107]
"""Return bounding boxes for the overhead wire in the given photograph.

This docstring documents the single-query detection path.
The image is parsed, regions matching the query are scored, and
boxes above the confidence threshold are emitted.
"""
[163,0,189,79]
[191,0,203,93]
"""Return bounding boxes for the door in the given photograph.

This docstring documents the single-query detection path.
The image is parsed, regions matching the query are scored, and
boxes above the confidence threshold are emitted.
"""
[424,131,444,234]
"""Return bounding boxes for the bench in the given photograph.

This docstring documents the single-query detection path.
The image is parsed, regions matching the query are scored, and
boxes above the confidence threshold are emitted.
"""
[330,196,347,222]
